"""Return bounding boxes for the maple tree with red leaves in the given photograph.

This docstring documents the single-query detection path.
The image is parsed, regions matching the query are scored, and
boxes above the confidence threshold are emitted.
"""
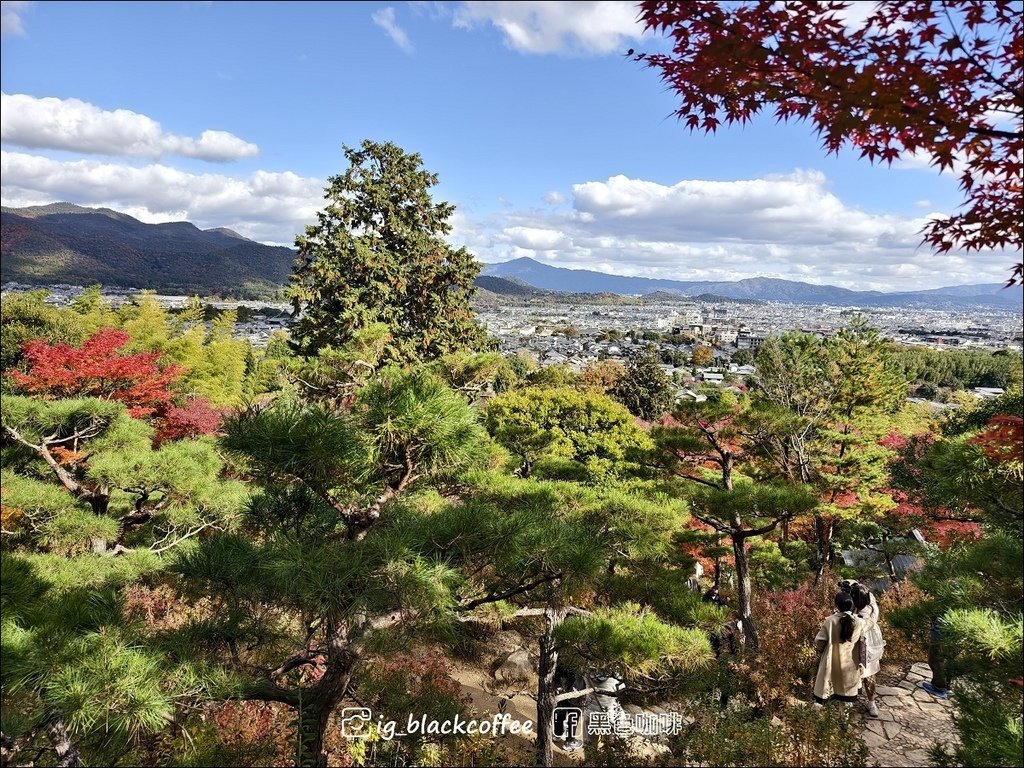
[154,395,226,446]
[969,413,1024,465]
[635,1,1024,284]
[6,328,182,418]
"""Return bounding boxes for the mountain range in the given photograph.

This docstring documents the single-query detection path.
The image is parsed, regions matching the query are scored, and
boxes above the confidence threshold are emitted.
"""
[1,203,295,298]
[481,257,1023,311]
[1,204,1019,311]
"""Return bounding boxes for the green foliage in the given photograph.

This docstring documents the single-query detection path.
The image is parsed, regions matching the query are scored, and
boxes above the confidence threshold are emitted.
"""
[289,139,489,361]
[356,367,490,482]
[2,395,146,462]
[687,482,819,537]
[891,345,1024,392]
[1,547,172,763]
[934,687,1023,767]
[556,602,713,678]
[746,538,800,591]
[941,389,1023,436]
[610,348,676,420]
[485,386,651,478]
[0,289,86,371]
[890,531,1023,765]
[426,350,519,397]
[524,363,580,389]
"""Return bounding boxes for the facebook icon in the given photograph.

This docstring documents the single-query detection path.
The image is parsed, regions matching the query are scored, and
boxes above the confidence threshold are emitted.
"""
[552,706,584,752]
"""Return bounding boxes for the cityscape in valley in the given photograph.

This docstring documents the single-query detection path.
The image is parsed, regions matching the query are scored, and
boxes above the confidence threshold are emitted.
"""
[4,262,1021,362]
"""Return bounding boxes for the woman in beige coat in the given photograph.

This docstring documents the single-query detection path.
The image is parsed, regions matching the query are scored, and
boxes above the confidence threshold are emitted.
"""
[813,592,865,704]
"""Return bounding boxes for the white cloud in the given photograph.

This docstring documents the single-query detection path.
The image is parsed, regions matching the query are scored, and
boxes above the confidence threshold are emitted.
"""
[2,141,1010,290]
[1,93,260,161]
[544,191,567,205]
[451,1,647,55]
[504,226,570,250]
[372,6,413,53]
[456,170,1012,291]
[1,151,323,244]
[1,1,31,36]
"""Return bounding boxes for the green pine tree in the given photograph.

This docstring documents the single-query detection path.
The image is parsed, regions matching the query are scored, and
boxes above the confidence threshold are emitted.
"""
[289,140,490,362]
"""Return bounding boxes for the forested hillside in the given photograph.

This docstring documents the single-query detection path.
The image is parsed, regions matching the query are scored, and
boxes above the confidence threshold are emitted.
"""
[1,204,296,298]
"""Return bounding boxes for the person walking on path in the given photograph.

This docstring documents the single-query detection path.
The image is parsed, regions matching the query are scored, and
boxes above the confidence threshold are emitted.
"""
[851,583,885,716]
[814,592,865,705]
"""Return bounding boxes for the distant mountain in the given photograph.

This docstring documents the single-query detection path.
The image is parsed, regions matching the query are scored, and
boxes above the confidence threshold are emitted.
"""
[1,203,296,298]
[473,275,550,296]
[482,257,1022,311]
[3,204,1018,311]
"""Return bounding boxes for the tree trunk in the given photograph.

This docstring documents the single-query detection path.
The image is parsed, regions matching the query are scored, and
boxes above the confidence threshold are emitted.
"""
[535,608,566,768]
[296,704,331,768]
[47,719,81,768]
[813,514,834,584]
[882,533,899,583]
[721,452,734,492]
[731,533,758,655]
[297,644,360,768]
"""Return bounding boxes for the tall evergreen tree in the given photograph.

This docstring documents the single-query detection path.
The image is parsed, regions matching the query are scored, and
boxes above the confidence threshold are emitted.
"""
[749,322,908,576]
[289,140,490,362]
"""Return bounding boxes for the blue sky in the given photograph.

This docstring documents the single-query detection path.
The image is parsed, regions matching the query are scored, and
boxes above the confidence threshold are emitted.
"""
[1,1,1017,291]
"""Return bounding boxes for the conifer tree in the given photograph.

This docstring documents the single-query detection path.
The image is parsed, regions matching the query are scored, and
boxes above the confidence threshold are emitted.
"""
[889,395,1022,765]
[652,391,818,653]
[610,347,676,420]
[0,394,244,766]
[289,140,489,362]
[170,369,492,766]
[485,387,651,479]
[749,322,908,576]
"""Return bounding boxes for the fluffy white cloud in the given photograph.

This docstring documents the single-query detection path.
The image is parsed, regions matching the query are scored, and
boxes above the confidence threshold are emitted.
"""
[1,93,260,161]
[372,6,413,53]
[457,170,1012,291]
[1,151,322,244]
[452,1,647,55]
[1,1,31,36]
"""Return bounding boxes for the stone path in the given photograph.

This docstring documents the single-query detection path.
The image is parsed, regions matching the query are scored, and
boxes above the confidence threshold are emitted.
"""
[852,662,960,768]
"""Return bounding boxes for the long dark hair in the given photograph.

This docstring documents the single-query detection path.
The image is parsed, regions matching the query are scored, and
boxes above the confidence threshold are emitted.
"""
[835,592,856,642]
[851,583,872,612]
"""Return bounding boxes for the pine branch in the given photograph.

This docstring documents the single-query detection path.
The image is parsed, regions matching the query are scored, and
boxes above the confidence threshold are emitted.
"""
[2,423,84,497]
[149,522,220,554]
[459,572,563,610]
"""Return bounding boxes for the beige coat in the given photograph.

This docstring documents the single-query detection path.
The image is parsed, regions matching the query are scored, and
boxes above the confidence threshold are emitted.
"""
[814,612,865,702]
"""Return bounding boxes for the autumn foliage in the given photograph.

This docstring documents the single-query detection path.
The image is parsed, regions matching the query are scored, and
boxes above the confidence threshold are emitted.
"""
[970,414,1024,466]
[636,1,1024,283]
[6,328,182,417]
[154,396,226,445]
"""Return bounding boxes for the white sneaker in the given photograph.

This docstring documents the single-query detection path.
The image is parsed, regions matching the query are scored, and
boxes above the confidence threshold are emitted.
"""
[867,700,879,717]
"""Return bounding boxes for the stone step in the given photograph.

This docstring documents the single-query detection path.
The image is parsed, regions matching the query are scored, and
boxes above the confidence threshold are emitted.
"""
[875,685,911,697]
